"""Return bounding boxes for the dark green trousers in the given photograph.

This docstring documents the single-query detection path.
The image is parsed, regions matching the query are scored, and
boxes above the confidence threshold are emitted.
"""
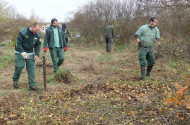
[138,46,155,67]
[105,38,112,52]
[49,47,64,72]
[12,54,35,87]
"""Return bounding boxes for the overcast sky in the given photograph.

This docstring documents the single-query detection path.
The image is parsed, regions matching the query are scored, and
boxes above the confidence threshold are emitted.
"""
[5,0,90,23]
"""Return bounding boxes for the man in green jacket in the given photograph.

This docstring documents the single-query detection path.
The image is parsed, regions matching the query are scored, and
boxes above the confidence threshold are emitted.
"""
[12,22,41,90]
[62,23,72,45]
[104,22,114,52]
[43,18,67,73]
[135,17,161,80]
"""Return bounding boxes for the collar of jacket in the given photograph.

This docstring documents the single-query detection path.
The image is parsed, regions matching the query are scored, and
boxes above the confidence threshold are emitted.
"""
[50,25,60,30]
[27,26,32,34]
[147,24,156,29]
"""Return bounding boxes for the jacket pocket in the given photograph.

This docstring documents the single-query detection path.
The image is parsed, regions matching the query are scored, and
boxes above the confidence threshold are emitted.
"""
[33,37,38,45]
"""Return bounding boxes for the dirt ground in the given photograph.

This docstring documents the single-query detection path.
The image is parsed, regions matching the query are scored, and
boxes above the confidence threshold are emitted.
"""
[0,45,189,124]
[0,45,141,104]
[0,44,169,102]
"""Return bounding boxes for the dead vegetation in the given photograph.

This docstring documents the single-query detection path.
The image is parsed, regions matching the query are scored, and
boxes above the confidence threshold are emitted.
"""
[80,62,100,74]
[0,45,189,124]
[0,0,189,123]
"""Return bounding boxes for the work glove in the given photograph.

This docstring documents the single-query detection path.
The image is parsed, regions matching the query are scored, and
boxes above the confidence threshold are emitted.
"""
[64,47,67,52]
[43,48,47,52]
[21,52,29,59]
[138,41,143,48]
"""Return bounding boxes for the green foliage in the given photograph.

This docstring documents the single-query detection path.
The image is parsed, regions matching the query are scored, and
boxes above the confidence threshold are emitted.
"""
[54,69,76,84]
[0,56,14,67]
[0,47,14,67]
[46,75,55,83]
[109,66,121,73]
[167,62,177,68]
[115,43,128,51]
[0,40,14,47]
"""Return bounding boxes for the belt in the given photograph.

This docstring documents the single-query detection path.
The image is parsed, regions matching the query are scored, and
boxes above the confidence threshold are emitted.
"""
[15,50,34,55]
[143,46,152,49]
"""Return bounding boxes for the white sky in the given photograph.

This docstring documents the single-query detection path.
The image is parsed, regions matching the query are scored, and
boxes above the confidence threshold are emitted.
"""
[5,0,90,23]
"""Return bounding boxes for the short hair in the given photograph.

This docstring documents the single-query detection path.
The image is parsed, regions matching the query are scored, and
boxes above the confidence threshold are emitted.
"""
[51,18,58,24]
[32,22,40,27]
[149,17,157,23]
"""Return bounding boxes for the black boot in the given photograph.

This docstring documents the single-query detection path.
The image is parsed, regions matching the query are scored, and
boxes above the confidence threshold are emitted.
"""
[29,86,39,91]
[140,66,146,80]
[146,66,153,77]
[13,81,19,89]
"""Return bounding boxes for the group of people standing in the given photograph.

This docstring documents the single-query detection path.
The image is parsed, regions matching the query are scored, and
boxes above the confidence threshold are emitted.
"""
[12,17,160,91]
[12,18,71,90]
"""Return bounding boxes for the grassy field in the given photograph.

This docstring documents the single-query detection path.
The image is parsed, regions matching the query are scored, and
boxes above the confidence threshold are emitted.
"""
[0,42,189,124]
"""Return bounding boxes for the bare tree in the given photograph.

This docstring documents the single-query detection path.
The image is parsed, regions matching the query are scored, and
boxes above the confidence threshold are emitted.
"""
[69,0,190,60]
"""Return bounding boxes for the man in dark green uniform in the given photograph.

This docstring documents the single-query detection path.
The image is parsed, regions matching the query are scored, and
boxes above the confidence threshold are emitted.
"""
[135,17,161,80]
[62,23,72,45]
[12,22,41,90]
[43,18,67,73]
[104,22,114,52]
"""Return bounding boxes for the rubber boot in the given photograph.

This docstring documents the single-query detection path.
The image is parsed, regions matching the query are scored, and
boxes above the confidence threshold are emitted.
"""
[146,66,153,77]
[13,81,19,89]
[29,86,39,91]
[140,66,146,80]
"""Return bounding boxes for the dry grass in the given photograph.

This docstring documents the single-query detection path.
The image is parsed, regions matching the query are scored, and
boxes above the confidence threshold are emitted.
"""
[0,45,189,124]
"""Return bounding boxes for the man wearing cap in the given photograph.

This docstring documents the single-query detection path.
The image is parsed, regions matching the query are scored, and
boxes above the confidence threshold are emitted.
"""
[43,18,67,73]
[12,22,41,90]
[135,17,161,80]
